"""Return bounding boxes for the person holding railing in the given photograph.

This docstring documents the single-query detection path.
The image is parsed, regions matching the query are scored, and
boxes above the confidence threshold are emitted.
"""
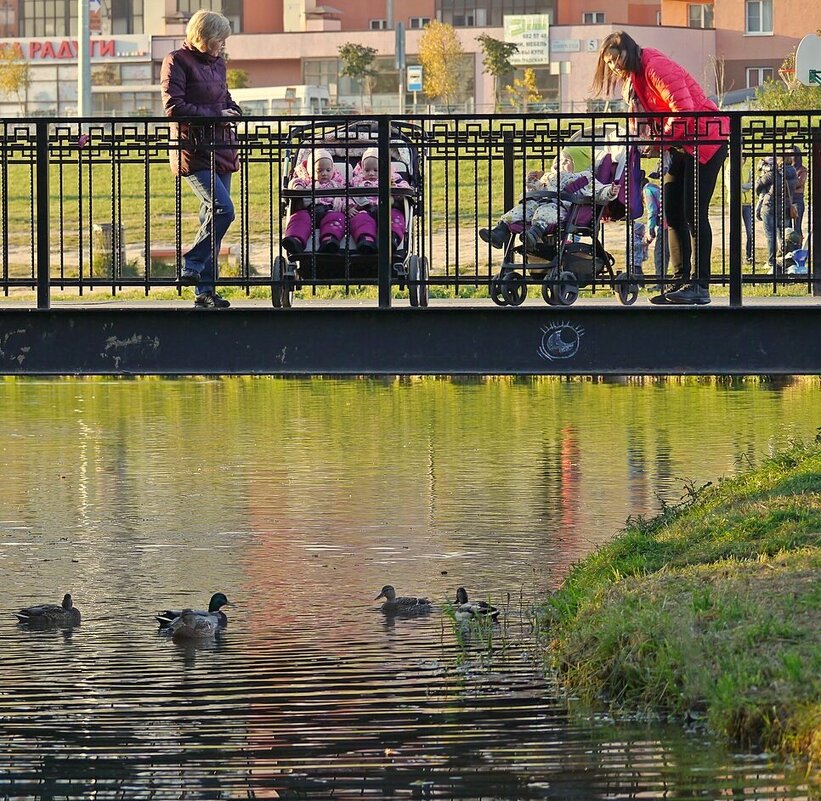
[161,9,241,310]
[592,31,728,306]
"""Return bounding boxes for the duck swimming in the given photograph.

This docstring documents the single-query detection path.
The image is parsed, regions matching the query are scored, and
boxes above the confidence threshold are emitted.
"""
[169,609,219,641]
[15,594,81,627]
[374,585,432,614]
[155,592,229,629]
[454,587,500,621]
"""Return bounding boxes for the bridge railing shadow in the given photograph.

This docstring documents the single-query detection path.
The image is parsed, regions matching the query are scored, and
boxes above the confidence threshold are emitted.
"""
[0,110,818,309]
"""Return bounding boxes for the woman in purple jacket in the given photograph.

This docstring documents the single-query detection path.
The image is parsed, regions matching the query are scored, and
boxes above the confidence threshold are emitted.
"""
[161,10,241,309]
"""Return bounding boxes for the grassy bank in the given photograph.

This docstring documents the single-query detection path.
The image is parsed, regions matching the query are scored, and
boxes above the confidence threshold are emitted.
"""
[539,438,821,767]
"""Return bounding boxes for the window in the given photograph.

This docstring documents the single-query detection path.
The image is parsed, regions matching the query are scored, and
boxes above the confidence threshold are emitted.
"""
[452,9,486,26]
[409,16,431,28]
[110,0,144,34]
[745,0,772,34]
[746,66,774,87]
[436,1,555,29]
[369,18,388,29]
[582,11,605,24]
[687,3,713,28]
[20,0,75,36]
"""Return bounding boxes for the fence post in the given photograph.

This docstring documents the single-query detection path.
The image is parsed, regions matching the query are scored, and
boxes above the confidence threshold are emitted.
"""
[728,113,742,308]
[377,116,392,309]
[35,120,50,310]
[503,129,514,213]
[812,125,820,297]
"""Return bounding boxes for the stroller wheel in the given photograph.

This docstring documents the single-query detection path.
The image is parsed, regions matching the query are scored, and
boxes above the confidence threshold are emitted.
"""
[503,271,527,306]
[555,271,579,306]
[407,255,428,308]
[271,256,293,309]
[489,275,508,306]
[541,270,558,305]
[614,271,639,306]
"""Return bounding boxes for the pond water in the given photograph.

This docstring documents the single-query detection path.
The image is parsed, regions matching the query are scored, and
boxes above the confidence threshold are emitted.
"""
[0,377,817,800]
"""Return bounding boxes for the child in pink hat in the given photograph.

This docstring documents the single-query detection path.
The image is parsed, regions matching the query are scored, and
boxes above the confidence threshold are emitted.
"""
[347,147,410,253]
[283,148,347,254]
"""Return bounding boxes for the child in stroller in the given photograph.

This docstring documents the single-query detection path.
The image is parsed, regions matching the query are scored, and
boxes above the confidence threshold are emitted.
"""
[479,146,618,252]
[273,120,427,308]
[282,148,347,256]
[348,146,411,254]
[487,140,644,307]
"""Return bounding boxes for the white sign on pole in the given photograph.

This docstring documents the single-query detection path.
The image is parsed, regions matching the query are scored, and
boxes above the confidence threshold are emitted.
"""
[406,65,423,92]
[503,14,550,66]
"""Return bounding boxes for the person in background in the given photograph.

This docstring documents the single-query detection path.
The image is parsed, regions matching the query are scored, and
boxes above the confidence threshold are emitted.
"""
[161,9,241,309]
[591,31,728,305]
[741,157,754,265]
[642,173,667,289]
[631,220,649,278]
[789,146,807,243]
[756,155,797,274]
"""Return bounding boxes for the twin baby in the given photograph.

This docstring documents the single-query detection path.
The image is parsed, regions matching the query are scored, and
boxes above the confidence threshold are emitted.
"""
[282,147,409,256]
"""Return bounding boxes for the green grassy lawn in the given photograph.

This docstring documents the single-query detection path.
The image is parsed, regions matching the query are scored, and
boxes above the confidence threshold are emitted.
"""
[538,438,821,767]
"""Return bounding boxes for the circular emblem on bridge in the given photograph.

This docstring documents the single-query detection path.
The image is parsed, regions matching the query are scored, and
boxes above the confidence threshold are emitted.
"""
[538,322,584,361]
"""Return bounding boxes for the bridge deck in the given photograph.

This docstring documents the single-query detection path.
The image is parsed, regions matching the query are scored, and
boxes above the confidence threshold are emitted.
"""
[1,297,818,376]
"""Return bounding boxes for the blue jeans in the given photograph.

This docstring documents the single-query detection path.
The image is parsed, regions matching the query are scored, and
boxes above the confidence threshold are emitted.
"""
[742,203,753,261]
[762,210,777,268]
[793,197,805,240]
[183,170,234,294]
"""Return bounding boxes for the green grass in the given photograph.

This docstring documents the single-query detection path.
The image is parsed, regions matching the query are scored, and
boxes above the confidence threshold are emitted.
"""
[538,437,821,768]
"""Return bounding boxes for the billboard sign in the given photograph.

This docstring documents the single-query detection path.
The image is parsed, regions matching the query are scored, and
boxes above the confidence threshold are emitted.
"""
[503,14,550,66]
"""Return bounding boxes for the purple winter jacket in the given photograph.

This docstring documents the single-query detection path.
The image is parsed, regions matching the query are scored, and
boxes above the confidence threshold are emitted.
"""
[160,42,242,176]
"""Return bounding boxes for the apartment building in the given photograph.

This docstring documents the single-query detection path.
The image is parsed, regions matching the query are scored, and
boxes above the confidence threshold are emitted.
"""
[662,0,820,93]
[0,0,814,116]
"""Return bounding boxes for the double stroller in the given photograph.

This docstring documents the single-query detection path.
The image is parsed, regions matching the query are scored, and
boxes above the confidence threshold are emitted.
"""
[272,120,427,307]
[488,140,644,306]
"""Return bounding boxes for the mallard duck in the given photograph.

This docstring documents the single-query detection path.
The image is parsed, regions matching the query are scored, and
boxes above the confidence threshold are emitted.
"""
[169,609,218,641]
[155,592,229,629]
[454,587,499,621]
[15,593,81,627]
[375,585,432,614]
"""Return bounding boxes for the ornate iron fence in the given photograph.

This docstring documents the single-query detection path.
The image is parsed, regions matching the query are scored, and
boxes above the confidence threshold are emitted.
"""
[0,111,818,309]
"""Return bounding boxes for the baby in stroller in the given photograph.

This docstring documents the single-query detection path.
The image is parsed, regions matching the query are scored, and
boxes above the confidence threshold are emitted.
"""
[282,148,347,255]
[479,146,618,252]
[348,146,411,254]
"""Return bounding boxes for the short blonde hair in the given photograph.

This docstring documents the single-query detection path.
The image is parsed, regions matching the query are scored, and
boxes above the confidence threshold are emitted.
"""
[186,10,231,49]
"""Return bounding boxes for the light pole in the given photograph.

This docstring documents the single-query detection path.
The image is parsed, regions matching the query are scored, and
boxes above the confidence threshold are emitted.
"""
[77,0,91,117]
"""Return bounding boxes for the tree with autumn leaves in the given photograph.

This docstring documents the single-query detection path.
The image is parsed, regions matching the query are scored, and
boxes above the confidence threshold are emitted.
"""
[418,21,465,111]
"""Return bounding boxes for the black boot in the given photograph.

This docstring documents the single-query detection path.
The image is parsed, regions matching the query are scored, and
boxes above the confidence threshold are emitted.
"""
[479,222,509,249]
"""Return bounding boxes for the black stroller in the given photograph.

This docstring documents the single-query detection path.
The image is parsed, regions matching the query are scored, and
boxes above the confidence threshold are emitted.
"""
[488,142,645,307]
[272,119,427,307]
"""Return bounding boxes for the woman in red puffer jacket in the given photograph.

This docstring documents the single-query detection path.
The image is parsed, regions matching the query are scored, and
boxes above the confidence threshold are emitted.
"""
[592,31,728,306]
[161,10,242,309]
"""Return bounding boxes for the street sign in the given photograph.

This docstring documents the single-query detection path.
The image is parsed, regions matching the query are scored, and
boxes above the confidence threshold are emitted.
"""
[407,66,423,92]
[503,14,550,66]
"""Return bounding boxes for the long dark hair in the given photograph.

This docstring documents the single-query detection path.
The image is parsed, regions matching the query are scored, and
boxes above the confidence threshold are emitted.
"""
[791,145,804,169]
[591,31,642,97]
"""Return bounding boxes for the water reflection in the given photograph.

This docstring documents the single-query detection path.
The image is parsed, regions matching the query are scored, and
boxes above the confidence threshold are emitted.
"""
[0,377,817,799]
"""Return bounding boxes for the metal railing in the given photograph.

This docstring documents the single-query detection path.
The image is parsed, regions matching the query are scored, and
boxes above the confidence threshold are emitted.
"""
[0,111,818,309]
